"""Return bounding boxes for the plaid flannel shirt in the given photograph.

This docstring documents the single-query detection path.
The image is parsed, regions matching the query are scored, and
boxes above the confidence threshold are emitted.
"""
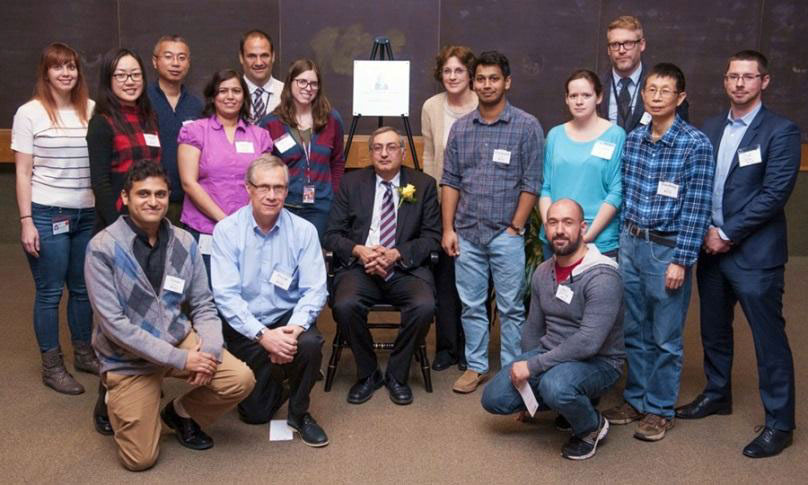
[621,115,714,266]
[106,106,161,211]
[441,102,544,246]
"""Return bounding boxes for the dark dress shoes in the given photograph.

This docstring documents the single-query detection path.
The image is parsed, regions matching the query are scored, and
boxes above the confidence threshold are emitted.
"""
[160,400,214,450]
[675,393,732,419]
[347,369,384,404]
[432,351,458,371]
[385,374,413,405]
[94,384,113,436]
[743,427,792,458]
[458,355,468,371]
[287,413,329,447]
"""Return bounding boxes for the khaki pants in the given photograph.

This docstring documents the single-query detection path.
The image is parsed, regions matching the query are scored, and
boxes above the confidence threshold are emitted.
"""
[105,332,255,471]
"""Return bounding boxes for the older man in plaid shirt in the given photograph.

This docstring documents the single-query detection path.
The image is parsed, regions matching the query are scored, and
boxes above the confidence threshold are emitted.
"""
[441,51,544,394]
[603,63,714,441]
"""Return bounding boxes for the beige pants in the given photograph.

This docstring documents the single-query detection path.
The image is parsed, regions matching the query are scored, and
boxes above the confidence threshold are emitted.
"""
[105,331,255,471]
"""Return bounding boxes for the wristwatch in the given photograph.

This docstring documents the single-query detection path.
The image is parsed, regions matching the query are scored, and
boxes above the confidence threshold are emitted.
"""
[508,223,526,236]
[254,327,267,342]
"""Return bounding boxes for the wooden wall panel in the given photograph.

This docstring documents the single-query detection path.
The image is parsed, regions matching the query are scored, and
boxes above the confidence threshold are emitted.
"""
[441,0,601,132]
[0,0,118,123]
[280,0,439,137]
[118,0,280,99]
[761,0,808,143]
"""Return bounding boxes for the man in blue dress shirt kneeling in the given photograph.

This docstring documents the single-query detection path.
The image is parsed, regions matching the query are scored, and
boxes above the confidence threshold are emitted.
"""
[212,154,329,447]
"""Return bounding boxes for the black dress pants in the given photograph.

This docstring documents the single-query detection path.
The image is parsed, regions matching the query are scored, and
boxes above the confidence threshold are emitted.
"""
[223,311,324,423]
[433,250,464,359]
[331,267,434,384]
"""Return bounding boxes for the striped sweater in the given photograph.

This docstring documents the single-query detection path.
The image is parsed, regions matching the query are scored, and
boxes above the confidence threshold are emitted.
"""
[85,217,223,375]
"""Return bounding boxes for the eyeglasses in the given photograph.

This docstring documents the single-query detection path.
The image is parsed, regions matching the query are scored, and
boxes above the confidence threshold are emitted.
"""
[725,73,762,83]
[607,39,643,51]
[112,71,143,83]
[442,67,467,77]
[643,87,678,98]
[157,52,188,63]
[249,182,287,195]
[294,78,319,90]
[370,143,403,153]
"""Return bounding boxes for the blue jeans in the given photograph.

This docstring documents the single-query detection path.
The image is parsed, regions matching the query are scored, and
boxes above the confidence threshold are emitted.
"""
[455,231,525,373]
[481,349,620,437]
[25,203,95,352]
[187,228,212,286]
[619,230,692,417]
[286,204,329,244]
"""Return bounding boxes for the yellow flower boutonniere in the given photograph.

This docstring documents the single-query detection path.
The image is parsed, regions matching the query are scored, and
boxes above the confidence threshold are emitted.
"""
[397,184,416,208]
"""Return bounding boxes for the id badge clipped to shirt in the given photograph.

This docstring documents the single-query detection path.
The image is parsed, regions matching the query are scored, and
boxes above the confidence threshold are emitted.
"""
[302,185,316,204]
[52,215,70,235]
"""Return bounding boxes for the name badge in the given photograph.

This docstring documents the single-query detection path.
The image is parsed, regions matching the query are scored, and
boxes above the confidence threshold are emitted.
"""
[591,140,616,160]
[235,141,255,153]
[182,120,194,126]
[555,285,574,304]
[52,218,70,235]
[270,270,292,291]
[198,234,213,255]
[639,112,652,125]
[275,134,296,153]
[492,149,511,165]
[738,145,762,167]
[144,133,161,147]
[303,185,316,204]
[163,275,185,294]
[657,181,679,199]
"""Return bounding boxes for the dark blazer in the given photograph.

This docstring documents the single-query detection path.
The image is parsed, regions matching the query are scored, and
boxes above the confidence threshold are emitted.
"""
[599,63,689,132]
[701,105,801,269]
[324,166,441,282]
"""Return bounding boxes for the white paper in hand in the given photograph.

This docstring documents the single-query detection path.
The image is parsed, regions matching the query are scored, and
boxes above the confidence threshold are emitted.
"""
[269,420,294,441]
[517,380,539,417]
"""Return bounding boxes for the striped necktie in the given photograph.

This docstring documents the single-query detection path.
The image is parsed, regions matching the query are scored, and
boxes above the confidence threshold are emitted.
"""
[379,181,396,280]
[252,87,266,122]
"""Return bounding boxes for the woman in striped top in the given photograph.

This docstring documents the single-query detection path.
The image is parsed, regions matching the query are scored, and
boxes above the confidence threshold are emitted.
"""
[12,42,99,395]
[260,58,344,239]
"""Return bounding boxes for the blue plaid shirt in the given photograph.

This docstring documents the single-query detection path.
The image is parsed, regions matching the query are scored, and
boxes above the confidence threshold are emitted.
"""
[621,115,714,266]
[441,102,544,246]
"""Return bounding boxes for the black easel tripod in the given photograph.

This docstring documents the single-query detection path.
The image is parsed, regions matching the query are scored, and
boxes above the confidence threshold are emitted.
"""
[344,36,421,171]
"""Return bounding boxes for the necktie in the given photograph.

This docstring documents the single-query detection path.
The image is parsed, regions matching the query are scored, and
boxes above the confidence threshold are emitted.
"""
[252,87,266,122]
[379,182,396,280]
[617,77,631,128]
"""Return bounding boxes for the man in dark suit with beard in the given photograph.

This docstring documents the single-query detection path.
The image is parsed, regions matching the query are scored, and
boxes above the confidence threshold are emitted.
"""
[676,50,800,459]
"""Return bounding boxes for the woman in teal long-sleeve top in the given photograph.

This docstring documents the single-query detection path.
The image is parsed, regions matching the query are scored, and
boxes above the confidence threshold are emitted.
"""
[539,69,625,259]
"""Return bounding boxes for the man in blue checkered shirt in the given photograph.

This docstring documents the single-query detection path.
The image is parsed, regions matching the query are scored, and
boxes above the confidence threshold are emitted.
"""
[602,63,714,442]
[440,51,544,394]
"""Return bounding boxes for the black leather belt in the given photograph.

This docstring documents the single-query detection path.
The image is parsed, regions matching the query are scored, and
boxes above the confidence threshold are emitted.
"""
[625,222,676,248]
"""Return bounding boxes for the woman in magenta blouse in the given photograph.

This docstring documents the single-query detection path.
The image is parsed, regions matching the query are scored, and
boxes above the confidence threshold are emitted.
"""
[178,69,272,274]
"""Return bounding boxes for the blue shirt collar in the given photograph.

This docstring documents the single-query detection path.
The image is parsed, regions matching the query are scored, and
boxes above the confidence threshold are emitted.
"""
[472,101,513,125]
[250,207,287,237]
[612,63,643,87]
[642,114,685,147]
[726,102,762,126]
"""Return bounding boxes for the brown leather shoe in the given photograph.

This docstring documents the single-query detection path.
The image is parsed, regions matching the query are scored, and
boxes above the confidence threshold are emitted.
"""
[73,341,100,375]
[603,402,643,425]
[452,370,487,393]
[42,348,85,395]
[633,413,674,441]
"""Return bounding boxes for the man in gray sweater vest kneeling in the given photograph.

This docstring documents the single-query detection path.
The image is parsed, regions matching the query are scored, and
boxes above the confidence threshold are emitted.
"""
[85,162,255,471]
[481,199,625,460]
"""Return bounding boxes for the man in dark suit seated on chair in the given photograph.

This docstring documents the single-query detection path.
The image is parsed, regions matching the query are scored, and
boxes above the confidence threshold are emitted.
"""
[324,126,441,406]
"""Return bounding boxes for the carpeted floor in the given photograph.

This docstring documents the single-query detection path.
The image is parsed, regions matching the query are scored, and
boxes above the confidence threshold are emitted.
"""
[0,243,805,484]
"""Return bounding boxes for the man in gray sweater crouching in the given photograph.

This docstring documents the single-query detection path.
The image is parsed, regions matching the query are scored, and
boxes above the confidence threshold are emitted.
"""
[481,198,625,460]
